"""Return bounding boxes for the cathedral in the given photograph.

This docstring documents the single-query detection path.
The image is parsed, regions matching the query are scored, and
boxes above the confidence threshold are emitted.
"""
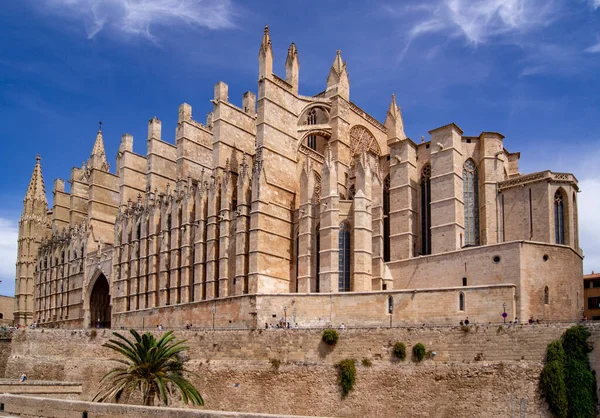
[14,28,583,329]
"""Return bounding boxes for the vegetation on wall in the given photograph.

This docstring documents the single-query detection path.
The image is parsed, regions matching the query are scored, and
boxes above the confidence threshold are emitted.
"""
[94,330,203,407]
[392,342,407,360]
[540,326,596,418]
[338,359,356,397]
[322,329,339,346]
[412,343,426,362]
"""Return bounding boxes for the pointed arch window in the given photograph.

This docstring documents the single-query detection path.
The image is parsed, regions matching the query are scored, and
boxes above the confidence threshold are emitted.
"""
[544,286,549,305]
[459,292,465,311]
[554,190,565,244]
[383,175,391,262]
[307,109,317,150]
[573,192,579,249]
[315,224,321,293]
[421,164,432,255]
[463,159,480,246]
[295,232,299,293]
[338,221,351,292]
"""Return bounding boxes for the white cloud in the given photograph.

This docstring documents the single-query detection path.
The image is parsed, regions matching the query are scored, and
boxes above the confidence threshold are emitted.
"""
[584,41,600,53]
[0,218,18,296]
[42,0,235,40]
[590,0,600,9]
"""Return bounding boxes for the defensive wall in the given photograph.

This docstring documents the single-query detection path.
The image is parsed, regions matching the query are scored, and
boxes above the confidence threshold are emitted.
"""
[3,323,599,417]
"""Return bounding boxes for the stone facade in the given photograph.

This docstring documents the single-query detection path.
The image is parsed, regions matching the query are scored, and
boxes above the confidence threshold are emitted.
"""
[14,27,582,328]
[584,272,600,319]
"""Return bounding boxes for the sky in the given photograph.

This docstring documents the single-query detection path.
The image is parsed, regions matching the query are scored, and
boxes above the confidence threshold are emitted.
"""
[0,0,599,297]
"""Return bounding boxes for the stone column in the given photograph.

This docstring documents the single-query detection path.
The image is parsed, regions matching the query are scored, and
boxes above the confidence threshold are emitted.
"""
[205,181,220,299]
[297,161,315,293]
[479,132,505,245]
[193,187,207,301]
[352,153,373,292]
[319,148,340,293]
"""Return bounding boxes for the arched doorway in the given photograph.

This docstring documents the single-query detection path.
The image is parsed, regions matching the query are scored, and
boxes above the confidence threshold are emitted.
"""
[90,274,111,328]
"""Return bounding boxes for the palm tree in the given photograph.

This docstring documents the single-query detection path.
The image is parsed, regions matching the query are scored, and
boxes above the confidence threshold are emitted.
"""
[93,329,203,407]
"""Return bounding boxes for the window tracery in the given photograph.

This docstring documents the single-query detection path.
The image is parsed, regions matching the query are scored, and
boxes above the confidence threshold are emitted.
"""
[463,159,480,246]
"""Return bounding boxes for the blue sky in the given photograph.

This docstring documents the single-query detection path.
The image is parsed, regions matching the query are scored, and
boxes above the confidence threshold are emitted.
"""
[1,0,600,297]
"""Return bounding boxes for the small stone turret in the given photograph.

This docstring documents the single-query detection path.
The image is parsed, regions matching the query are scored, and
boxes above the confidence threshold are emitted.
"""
[385,94,406,142]
[285,42,299,94]
[258,26,273,80]
[326,50,349,100]
[87,127,110,172]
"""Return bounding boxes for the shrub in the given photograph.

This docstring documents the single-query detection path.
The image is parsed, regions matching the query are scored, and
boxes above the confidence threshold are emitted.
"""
[322,329,339,346]
[412,343,426,362]
[338,359,356,397]
[392,342,407,360]
[361,358,372,367]
[461,325,471,333]
[540,327,597,418]
[90,329,97,340]
[540,341,568,418]
[270,359,281,370]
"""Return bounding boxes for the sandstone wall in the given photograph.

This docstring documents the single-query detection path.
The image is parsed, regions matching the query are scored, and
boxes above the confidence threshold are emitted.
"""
[4,324,597,417]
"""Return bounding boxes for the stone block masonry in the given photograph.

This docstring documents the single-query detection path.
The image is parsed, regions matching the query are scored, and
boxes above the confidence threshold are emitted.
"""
[4,323,599,417]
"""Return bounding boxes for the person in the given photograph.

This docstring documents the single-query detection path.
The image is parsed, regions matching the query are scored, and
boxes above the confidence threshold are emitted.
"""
[514,317,519,324]
[158,324,164,331]
[528,316,534,324]
[464,317,470,325]
[19,373,27,383]
[339,323,345,330]
[265,322,269,329]
[459,320,464,326]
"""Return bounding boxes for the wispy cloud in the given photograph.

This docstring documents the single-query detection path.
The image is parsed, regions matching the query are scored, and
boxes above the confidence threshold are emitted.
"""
[0,218,18,296]
[42,0,236,40]
[585,40,600,53]
[590,0,600,10]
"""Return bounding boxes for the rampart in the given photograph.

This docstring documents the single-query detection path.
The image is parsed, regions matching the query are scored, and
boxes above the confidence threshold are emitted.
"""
[2,323,599,417]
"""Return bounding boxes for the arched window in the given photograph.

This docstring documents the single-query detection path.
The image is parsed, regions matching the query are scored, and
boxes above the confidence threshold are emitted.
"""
[338,221,351,292]
[554,190,565,244]
[388,296,393,314]
[573,192,579,249]
[315,224,320,293]
[459,292,465,311]
[383,175,391,262]
[348,184,356,201]
[463,159,479,246]
[295,232,299,293]
[307,109,317,150]
[544,286,549,305]
[421,164,432,255]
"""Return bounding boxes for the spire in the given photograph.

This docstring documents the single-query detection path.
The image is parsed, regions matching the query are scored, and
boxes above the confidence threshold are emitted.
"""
[326,50,349,100]
[286,42,299,93]
[385,94,406,141]
[24,155,47,205]
[88,125,110,171]
[258,25,273,79]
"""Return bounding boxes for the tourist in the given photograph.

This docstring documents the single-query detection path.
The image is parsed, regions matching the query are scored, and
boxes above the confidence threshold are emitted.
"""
[514,317,519,324]
[459,320,464,326]
[528,316,534,324]
[19,373,27,383]
[464,317,470,325]
[339,323,345,330]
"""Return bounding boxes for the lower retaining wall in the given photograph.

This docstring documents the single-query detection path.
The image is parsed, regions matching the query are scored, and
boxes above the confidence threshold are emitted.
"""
[0,380,81,399]
[0,394,326,418]
[4,323,600,416]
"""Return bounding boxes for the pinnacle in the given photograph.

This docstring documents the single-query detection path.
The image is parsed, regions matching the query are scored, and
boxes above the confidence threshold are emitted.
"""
[260,25,272,53]
[387,94,400,120]
[25,155,47,204]
[89,127,109,171]
[331,50,345,75]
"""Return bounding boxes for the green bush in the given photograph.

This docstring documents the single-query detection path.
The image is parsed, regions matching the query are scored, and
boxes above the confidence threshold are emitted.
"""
[322,329,339,346]
[361,358,372,367]
[392,342,407,360]
[412,343,426,362]
[540,341,568,418]
[540,327,597,418]
[270,358,281,370]
[338,359,356,397]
